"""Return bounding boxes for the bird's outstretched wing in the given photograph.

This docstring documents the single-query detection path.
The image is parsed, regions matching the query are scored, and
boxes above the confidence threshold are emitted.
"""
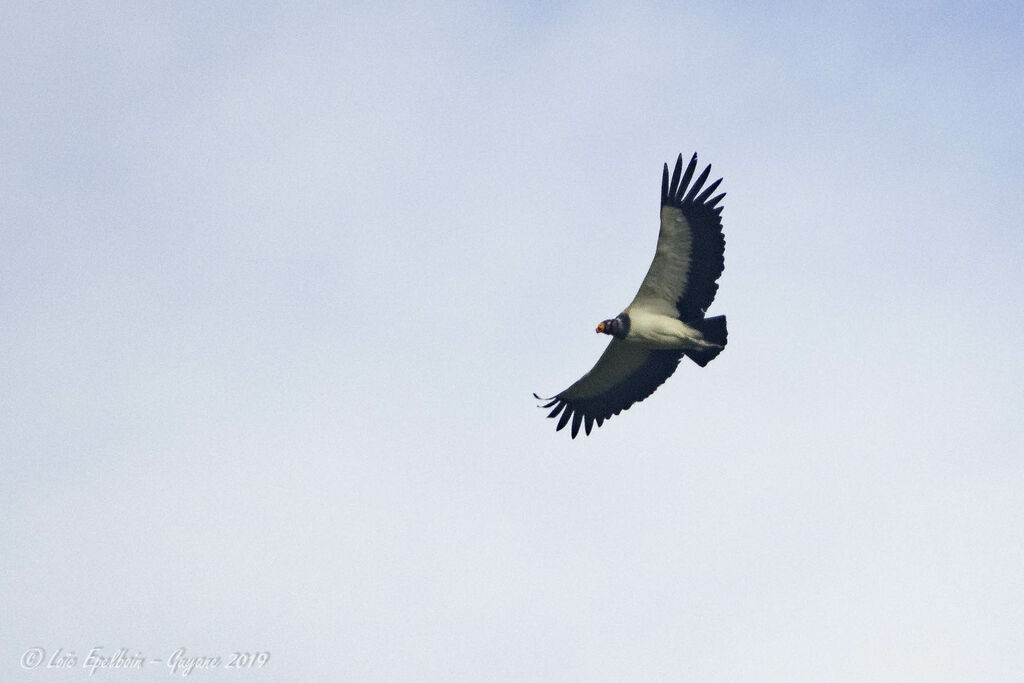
[534,340,684,438]
[629,153,726,321]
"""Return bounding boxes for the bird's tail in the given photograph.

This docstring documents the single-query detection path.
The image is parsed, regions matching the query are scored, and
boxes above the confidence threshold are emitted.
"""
[686,315,727,367]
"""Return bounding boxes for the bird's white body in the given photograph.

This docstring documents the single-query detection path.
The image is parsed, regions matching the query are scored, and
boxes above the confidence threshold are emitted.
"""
[624,309,719,351]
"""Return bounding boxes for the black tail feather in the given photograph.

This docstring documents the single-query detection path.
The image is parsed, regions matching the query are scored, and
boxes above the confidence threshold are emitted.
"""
[686,315,727,367]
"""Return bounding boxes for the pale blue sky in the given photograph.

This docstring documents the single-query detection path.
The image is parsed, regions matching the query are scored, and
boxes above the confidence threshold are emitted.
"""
[3,2,1023,680]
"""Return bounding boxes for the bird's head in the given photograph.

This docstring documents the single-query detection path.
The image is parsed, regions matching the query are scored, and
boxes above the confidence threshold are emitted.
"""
[596,313,630,339]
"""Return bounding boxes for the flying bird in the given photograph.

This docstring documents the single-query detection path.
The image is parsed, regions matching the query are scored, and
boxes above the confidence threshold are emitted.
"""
[535,152,728,438]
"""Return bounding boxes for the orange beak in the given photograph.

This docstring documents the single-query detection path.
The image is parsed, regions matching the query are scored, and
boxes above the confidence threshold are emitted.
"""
[596,322,605,333]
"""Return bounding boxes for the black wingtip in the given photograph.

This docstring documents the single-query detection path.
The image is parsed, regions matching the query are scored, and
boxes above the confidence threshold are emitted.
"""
[570,411,583,438]
[674,153,699,203]
[683,164,712,203]
[695,177,722,204]
[666,154,684,201]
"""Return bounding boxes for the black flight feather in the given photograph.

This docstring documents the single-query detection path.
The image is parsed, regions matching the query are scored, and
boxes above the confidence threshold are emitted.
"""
[667,154,684,200]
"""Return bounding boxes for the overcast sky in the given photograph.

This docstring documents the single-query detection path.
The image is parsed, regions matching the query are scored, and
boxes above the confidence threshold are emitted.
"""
[3,2,1023,681]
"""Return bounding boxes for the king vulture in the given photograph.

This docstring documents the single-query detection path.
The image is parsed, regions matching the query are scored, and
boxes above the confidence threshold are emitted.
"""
[535,152,728,438]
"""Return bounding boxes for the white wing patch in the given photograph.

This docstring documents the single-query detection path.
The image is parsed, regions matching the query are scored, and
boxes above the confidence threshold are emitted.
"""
[628,206,692,317]
[560,340,651,400]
